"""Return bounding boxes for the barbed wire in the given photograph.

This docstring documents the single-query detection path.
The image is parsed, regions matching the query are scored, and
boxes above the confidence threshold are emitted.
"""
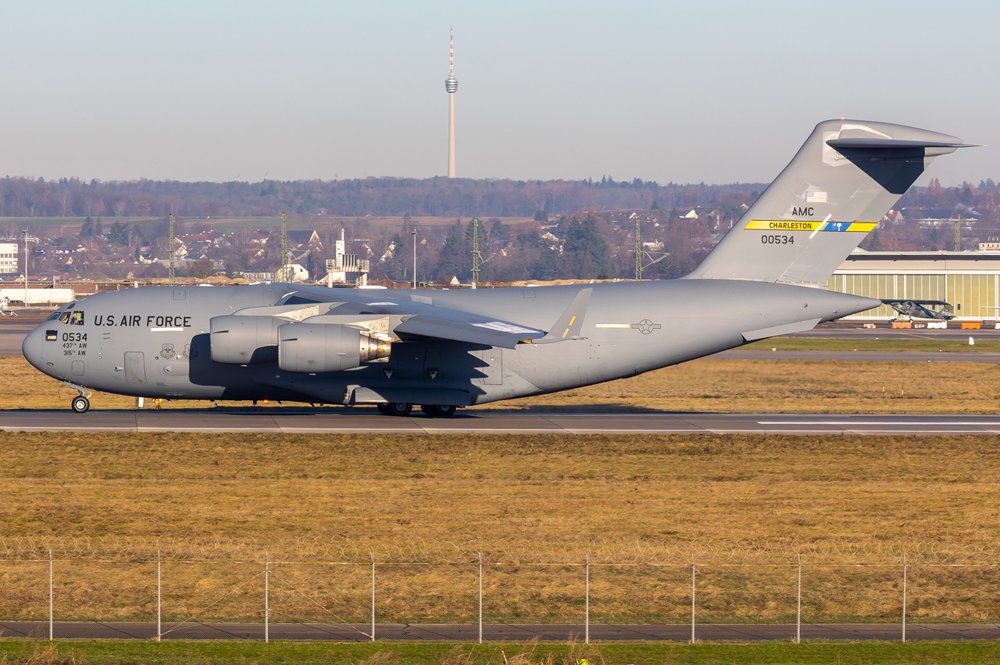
[1,536,997,565]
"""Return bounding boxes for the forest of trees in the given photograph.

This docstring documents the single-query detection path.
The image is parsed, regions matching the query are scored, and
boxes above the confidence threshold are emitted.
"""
[0,175,760,219]
[3,176,999,285]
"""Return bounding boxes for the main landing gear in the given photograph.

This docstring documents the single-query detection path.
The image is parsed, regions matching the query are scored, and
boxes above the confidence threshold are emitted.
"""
[421,404,457,418]
[377,402,412,417]
[375,403,458,418]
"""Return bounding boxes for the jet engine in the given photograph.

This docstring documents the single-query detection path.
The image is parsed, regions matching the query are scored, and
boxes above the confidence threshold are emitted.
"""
[278,322,392,373]
[209,315,284,364]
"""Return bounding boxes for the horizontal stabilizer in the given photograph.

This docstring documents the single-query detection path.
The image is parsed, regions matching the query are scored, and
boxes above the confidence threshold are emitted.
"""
[742,318,821,343]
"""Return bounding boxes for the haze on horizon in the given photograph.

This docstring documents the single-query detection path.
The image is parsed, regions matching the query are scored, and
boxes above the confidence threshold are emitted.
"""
[0,0,994,187]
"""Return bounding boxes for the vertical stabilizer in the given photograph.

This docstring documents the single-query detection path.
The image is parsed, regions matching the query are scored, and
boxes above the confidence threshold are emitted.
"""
[686,120,969,284]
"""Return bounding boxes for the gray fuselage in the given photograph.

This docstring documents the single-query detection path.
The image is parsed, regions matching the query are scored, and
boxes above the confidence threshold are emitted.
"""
[22,280,876,407]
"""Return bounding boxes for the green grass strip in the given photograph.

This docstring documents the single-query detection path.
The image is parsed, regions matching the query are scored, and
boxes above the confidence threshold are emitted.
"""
[1,639,999,665]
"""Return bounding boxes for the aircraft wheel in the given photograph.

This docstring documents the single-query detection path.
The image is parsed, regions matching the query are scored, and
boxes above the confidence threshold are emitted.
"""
[377,402,412,417]
[71,395,90,414]
[420,404,457,418]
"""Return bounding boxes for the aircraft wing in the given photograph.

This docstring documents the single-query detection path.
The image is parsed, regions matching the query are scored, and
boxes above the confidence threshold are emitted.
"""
[325,295,548,348]
[394,314,545,348]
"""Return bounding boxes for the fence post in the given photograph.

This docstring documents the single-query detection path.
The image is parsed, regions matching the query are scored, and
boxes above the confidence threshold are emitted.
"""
[584,553,590,645]
[264,551,269,644]
[156,550,162,642]
[901,553,907,643]
[796,552,801,644]
[690,555,696,644]
[478,552,483,645]
[48,549,53,642]
[370,552,376,642]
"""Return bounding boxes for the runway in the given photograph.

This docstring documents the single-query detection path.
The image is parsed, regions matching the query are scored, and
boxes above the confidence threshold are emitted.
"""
[5,408,1000,434]
[0,620,996,642]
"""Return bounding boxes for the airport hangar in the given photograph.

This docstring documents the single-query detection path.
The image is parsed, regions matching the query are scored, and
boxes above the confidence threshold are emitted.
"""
[831,250,1000,323]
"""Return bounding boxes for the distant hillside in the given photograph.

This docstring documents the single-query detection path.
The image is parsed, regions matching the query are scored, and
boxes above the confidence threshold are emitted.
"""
[0,176,762,218]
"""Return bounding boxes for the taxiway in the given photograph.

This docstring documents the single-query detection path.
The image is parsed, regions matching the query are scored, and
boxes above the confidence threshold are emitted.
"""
[4,409,1000,434]
[0,620,995,642]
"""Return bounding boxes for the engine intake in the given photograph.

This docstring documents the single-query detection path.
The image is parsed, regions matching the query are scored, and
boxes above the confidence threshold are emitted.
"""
[209,315,284,364]
[278,322,391,373]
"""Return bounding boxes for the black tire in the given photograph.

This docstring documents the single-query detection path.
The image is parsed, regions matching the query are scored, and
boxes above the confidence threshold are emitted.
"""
[377,402,412,417]
[420,404,457,418]
[71,396,90,414]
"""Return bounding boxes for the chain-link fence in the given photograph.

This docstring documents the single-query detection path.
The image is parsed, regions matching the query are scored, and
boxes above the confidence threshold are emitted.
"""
[1,537,997,643]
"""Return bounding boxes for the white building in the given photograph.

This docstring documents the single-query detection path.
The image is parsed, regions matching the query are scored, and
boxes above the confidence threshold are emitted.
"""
[832,250,1000,320]
[0,242,18,274]
[326,229,370,286]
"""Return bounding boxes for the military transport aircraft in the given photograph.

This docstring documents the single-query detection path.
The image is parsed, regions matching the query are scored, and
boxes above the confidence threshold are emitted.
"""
[22,119,970,415]
[883,298,955,321]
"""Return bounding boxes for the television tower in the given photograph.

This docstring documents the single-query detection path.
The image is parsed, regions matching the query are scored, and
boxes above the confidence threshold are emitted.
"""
[445,28,458,178]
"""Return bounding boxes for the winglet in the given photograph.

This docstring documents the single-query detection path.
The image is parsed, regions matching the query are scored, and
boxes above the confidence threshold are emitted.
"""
[531,287,592,344]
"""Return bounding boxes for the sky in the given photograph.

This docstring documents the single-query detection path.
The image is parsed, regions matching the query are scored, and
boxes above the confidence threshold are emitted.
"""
[0,0,995,185]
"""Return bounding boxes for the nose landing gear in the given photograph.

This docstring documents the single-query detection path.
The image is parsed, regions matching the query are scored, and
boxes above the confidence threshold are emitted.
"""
[63,382,92,413]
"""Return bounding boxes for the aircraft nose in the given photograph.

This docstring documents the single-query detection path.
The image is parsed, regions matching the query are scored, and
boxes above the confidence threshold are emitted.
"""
[22,325,47,371]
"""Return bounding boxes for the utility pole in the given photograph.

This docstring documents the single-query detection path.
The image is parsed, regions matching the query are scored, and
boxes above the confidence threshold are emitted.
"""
[280,211,288,282]
[471,216,481,287]
[412,228,418,289]
[21,229,30,305]
[632,213,642,280]
[631,212,668,278]
[168,214,176,285]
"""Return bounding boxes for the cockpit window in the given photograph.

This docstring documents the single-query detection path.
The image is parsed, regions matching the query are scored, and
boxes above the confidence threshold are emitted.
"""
[46,311,61,321]
[69,311,84,325]
[58,312,71,324]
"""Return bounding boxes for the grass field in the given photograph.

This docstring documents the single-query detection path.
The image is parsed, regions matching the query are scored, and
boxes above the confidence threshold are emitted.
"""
[745,336,1000,353]
[2,639,999,665]
[0,432,997,624]
[7,349,1000,413]
[3,344,1000,663]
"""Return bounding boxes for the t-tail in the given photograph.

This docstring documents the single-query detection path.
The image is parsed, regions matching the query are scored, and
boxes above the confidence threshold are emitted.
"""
[686,119,972,284]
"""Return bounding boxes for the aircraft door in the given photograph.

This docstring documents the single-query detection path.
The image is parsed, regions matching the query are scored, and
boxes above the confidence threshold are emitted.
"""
[124,352,146,384]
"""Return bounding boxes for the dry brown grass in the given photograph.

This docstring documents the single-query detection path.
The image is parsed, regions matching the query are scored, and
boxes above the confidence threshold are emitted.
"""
[0,432,998,623]
[7,354,1000,413]
[4,345,999,624]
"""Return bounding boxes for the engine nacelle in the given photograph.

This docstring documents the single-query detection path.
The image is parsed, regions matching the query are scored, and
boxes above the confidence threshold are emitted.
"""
[209,315,284,364]
[278,322,391,373]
